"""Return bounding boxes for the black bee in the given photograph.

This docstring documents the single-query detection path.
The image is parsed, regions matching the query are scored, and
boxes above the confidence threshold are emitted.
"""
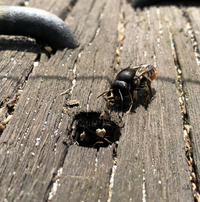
[98,64,158,114]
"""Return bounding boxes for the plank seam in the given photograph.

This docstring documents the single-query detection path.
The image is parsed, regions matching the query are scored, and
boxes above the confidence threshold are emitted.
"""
[0,53,40,135]
[107,157,117,202]
[60,48,83,95]
[87,2,107,46]
[86,50,97,112]
[57,0,79,20]
[107,1,125,201]
[18,0,29,6]
[115,1,125,71]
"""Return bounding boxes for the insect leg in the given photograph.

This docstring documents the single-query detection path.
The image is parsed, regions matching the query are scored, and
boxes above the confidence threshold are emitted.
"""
[125,91,137,115]
[97,89,112,98]
[148,84,154,98]
[144,81,156,107]
[143,75,152,83]
[142,81,150,107]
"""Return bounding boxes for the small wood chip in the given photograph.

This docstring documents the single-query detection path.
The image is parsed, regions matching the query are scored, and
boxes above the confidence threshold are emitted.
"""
[66,100,80,107]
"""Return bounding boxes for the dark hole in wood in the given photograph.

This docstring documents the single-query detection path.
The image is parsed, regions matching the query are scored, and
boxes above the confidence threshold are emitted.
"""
[70,112,121,150]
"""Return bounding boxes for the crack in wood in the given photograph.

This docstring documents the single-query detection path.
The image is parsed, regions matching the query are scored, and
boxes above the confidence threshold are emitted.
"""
[0,51,43,134]
[86,50,98,112]
[88,0,97,13]
[48,167,63,201]
[0,91,23,134]
[58,0,78,20]
[60,47,85,96]
[115,0,125,71]
[107,157,117,202]
[142,168,147,202]
[87,2,106,46]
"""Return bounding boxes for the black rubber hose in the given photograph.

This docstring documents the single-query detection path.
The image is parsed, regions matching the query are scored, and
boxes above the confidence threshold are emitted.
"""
[0,6,78,49]
[131,0,160,7]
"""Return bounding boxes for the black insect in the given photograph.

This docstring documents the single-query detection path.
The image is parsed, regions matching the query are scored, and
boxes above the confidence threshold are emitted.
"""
[98,64,158,114]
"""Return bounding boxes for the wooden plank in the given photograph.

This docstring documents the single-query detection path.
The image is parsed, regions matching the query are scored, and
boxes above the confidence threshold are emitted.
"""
[50,146,98,201]
[51,145,113,202]
[111,4,193,202]
[0,0,120,201]
[0,0,44,134]
[0,0,25,6]
[0,53,71,201]
[0,1,199,202]
[185,7,200,194]
[0,0,78,201]
[27,0,73,18]
[67,1,119,112]
[0,45,40,133]
[168,5,200,193]
[186,6,200,61]
[0,46,39,100]
[51,0,121,201]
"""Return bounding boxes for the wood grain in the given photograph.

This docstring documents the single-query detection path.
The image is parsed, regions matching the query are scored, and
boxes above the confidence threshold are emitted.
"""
[111,4,193,202]
[0,0,200,202]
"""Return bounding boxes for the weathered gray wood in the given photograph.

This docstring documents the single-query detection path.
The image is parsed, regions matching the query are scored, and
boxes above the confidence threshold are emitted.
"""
[0,0,119,201]
[0,54,71,201]
[52,145,113,202]
[67,0,119,112]
[51,0,120,201]
[0,0,46,135]
[170,6,200,191]
[0,0,200,202]
[187,6,200,60]
[1,0,25,6]
[28,0,73,18]
[0,0,78,201]
[111,4,193,202]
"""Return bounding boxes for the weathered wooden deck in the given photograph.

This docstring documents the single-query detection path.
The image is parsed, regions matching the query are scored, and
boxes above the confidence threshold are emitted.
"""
[1,0,200,201]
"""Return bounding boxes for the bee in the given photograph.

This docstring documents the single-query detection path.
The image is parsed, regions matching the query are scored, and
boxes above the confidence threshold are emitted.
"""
[98,64,158,114]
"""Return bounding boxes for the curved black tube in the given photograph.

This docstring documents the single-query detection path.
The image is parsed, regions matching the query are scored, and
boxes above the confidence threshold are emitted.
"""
[131,0,160,7]
[131,0,200,7]
[0,6,78,49]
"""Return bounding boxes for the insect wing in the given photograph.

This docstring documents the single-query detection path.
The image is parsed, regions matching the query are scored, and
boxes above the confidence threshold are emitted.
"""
[130,64,152,78]
[129,65,141,71]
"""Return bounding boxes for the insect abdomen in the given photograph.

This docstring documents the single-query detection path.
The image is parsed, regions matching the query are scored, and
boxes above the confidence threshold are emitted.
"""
[148,67,158,81]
